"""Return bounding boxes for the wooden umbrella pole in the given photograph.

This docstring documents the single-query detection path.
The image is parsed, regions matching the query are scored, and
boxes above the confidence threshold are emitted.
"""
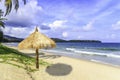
[36,49,39,69]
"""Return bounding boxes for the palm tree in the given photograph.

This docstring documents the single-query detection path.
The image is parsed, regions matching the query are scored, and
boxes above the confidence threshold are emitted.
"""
[0,0,26,42]
[0,10,5,43]
[0,0,26,27]
[0,10,5,28]
[0,0,26,16]
[0,30,3,42]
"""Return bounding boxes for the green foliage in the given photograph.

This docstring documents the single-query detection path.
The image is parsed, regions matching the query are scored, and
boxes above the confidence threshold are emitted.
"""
[0,44,49,72]
[0,10,6,43]
[0,30,3,42]
[0,10,5,28]
[0,0,26,16]
[0,21,5,28]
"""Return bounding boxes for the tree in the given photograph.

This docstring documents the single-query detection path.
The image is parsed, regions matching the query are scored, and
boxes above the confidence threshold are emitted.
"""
[0,10,5,27]
[0,10,5,42]
[0,29,3,42]
[0,0,26,42]
[0,0,26,16]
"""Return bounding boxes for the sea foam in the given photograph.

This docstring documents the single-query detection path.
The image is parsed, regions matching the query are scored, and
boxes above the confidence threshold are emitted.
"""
[66,48,120,58]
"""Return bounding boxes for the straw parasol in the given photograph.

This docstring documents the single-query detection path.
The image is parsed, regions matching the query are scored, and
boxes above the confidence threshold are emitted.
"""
[18,27,56,69]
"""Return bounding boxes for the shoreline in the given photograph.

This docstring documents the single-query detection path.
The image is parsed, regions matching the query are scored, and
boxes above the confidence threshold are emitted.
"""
[4,45,120,69]
[42,50,120,69]
[1,45,120,80]
[9,46,120,69]
[2,43,120,67]
[41,50,120,68]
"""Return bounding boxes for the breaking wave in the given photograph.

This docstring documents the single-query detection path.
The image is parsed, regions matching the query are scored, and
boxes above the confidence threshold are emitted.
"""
[66,48,120,58]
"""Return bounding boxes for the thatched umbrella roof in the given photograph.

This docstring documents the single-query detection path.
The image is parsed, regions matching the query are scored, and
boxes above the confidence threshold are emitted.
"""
[18,27,56,49]
[18,27,56,69]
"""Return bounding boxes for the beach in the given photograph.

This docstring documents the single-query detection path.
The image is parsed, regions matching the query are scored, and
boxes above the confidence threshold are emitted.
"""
[1,47,120,80]
[1,0,120,80]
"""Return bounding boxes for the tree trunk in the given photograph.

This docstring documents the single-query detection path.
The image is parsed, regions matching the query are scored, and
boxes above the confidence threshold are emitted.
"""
[36,49,39,69]
[0,30,3,43]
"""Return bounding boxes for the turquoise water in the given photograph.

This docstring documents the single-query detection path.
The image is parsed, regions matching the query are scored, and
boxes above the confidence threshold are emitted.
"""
[3,42,120,67]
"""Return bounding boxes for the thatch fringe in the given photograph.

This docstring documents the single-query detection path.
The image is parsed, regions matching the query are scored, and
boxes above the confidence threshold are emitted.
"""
[18,27,56,49]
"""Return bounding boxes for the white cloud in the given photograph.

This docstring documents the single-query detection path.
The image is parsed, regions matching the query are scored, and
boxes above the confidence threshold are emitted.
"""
[6,0,43,26]
[3,26,48,38]
[77,35,83,39]
[62,32,68,38]
[112,21,120,30]
[0,0,5,10]
[3,27,34,38]
[82,20,94,31]
[49,20,67,29]
[111,34,116,39]
[106,34,116,39]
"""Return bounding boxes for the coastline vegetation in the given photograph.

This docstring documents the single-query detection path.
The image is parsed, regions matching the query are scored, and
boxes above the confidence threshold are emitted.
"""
[0,44,49,72]
[2,35,102,43]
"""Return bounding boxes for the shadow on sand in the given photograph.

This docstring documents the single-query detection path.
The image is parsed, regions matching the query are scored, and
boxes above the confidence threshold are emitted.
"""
[25,52,61,59]
[46,63,72,76]
[40,54,61,59]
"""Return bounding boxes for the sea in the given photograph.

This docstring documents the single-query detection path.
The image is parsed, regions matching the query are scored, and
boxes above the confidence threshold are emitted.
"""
[3,42,120,67]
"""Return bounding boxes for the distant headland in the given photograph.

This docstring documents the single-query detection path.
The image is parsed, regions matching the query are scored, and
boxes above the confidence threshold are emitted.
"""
[51,38,101,43]
[2,35,102,43]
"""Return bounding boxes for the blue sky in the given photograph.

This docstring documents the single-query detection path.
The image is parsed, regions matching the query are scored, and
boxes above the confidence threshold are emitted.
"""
[0,0,120,42]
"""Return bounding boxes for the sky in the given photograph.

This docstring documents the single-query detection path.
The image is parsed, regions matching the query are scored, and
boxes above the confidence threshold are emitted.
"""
[0,0,120,42]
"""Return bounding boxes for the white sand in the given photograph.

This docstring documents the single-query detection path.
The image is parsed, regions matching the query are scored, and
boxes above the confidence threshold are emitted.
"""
[0,63,32,80]
[31,53,120,80]
[0,47,120,80]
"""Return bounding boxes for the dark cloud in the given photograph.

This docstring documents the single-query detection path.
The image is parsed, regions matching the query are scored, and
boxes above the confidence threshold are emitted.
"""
[5,21,34,27]
[40,25,51,30]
